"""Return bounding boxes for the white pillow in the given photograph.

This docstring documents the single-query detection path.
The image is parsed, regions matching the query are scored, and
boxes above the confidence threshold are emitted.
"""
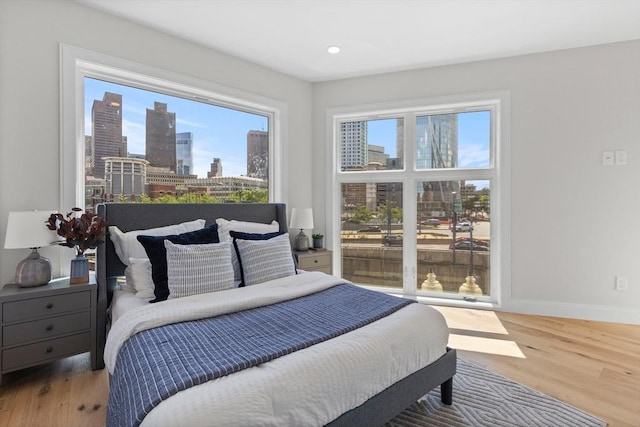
[215,218,279,242]
[234,233,296,286]
[164,240,235,299]
[109,219,206,265]
[123,257,155,299]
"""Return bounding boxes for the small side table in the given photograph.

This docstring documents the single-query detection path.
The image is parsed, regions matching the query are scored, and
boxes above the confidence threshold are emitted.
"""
[295,250,333,274]
[0,276,97,384]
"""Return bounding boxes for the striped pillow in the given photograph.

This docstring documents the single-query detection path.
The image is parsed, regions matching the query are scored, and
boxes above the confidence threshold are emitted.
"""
[229,231,285,285]
[233,233,296,286]
[164,240,234,299]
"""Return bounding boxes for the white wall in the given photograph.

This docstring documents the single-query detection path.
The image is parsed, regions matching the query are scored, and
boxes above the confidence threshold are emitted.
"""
[312,41,640,324]
[0,0,312,284]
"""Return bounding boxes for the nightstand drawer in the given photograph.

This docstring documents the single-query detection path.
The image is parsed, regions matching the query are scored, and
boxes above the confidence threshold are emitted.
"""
[297,254,331,269]
[2,331,91,371]
[312,266,332,274]
[2,311,91,346]
[2,291,91,323]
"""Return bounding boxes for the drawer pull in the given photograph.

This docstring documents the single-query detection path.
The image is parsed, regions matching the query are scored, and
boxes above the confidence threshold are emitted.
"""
[46,303,54,309]
[314,260,318,263]
[46,347,53,353]
[46,325,54,331]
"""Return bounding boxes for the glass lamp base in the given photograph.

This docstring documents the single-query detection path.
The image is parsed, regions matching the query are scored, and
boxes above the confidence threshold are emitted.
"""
[15,250,51,287]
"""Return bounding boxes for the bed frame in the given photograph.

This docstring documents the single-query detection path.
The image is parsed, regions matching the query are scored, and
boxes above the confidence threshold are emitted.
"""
[95,202,456,426]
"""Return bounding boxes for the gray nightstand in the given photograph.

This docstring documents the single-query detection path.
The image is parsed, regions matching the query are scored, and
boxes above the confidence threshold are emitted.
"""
[0,276,97,384]
[295,250,333,274]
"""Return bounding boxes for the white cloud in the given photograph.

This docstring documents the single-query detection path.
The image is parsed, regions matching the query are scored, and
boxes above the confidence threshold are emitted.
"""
[176,117,207,129]
[122,119,146,154]
[458,143,489,168]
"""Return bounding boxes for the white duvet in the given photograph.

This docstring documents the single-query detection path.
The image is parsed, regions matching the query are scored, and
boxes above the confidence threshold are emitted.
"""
[105,272,449,426]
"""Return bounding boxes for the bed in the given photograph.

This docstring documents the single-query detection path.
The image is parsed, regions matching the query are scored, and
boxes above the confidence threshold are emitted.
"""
[95,202,456,427]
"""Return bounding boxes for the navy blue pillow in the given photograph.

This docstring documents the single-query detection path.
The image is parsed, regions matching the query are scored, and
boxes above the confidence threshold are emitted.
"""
[137,224,219,302]
[229,231,286,287]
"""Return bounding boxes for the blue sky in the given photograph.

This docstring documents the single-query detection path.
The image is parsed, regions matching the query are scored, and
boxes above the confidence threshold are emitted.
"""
[86,78,490,181]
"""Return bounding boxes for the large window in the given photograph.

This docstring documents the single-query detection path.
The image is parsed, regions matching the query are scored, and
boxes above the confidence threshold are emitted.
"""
[331,93,509,305]
[83,78,271,211]
[61,45,286,213]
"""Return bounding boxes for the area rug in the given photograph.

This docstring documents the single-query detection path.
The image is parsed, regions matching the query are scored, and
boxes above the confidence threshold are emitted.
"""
[385,358,606,427]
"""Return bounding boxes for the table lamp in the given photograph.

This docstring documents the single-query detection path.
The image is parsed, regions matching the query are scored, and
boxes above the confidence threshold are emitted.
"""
[290,208,314,251]
[4,210,56,287]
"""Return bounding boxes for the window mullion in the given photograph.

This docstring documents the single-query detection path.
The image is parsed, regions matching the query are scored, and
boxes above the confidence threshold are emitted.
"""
[404,113,416,173]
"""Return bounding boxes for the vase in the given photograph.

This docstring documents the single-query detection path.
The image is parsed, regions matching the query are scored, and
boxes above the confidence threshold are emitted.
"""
[70,254,89,284]
[313,238,324,249]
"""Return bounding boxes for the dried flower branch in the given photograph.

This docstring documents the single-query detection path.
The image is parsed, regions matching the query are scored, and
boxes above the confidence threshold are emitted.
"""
[45,208,107,256]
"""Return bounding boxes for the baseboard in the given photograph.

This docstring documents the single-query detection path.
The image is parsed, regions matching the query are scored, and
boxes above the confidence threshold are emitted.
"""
[502,299,640,325]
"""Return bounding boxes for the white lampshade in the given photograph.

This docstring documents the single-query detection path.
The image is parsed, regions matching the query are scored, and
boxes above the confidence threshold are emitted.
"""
[290,208,314,230]
[4,210,57,249]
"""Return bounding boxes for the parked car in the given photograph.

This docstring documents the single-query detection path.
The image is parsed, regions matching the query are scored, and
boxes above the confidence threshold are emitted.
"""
[358,226,381,233]
[382,235,403,246]
[449,238,489,251]
[451,222,473,232]
[421,219,441,226]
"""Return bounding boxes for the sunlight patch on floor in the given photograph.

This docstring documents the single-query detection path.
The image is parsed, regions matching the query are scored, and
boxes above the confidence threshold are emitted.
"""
[431,306,509,335]
[448,334,526,358]
[430,306,526,358]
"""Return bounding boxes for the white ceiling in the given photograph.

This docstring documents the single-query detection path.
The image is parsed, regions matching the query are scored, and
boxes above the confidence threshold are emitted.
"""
[76,0,640,82]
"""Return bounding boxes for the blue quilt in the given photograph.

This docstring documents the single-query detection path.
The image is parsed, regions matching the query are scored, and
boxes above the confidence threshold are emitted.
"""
[106,283,414,427]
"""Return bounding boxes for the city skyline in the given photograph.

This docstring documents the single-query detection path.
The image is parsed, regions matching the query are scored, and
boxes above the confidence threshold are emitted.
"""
[84,78,268,178]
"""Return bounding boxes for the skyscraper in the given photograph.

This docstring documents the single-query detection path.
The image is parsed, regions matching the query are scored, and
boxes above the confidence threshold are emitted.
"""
[146,102,176,172]
[367,144,389,165]
[340,121,367,169]
[416,114,459,207]
[176,132,194,175]
[416,114,458,169]
[208,158,222,178]
[246,130,268,180]
[91,92,125,179]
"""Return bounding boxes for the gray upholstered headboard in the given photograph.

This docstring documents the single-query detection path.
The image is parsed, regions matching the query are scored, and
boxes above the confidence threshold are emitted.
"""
[93,202,287,369]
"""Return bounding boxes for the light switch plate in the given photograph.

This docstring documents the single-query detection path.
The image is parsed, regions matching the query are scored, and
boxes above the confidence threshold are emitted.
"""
[602,151,614,166]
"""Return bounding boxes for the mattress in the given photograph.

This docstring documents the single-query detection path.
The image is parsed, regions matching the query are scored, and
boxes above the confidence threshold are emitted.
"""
[110,289,150,325]
[106,271,449,426]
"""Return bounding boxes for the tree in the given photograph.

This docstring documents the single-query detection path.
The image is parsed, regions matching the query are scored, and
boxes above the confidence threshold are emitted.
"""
[225,189,268,203]
[390,206,403,222]
[463,195,478,218]
[152,194,180,204]
[352,205,373,223]
[377,203,402,224]
[478,195,490,216]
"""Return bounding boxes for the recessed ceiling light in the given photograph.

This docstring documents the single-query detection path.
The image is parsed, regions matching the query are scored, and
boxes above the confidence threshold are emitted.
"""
[327,46,341,54]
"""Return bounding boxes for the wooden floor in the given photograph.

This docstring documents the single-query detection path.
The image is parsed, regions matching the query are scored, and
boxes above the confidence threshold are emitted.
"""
[0,307,638,427]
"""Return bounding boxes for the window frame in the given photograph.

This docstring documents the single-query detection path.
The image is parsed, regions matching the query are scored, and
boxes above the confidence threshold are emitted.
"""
[326,91,511,308]
[60,44,288,213]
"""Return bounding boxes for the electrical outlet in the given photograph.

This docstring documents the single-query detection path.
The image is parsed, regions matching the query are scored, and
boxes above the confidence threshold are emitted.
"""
[615,276,628,291]
[602,151,614,166]
[615,150,628,166]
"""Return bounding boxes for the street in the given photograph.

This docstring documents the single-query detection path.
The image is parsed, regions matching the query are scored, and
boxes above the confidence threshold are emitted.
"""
[341,221,491,250]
